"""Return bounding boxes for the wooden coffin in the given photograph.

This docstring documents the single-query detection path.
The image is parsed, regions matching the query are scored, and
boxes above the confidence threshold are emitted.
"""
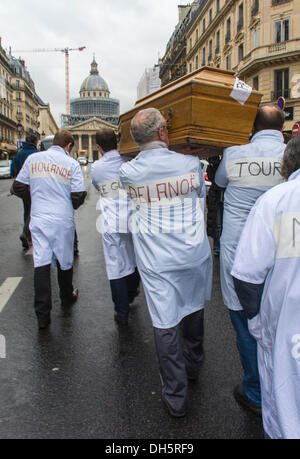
[119,66,262,158]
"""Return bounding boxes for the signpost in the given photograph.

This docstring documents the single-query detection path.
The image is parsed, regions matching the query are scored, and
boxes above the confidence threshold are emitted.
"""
[277,97,285,111]
[292,123,300,136]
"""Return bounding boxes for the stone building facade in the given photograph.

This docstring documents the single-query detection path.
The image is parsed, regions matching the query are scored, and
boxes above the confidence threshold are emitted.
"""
[0,38,16,149]
[63,57,119,161]
[160,0,300,133]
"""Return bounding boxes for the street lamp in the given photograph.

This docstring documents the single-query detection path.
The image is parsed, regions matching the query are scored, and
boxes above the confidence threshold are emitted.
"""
[16,121,23,141]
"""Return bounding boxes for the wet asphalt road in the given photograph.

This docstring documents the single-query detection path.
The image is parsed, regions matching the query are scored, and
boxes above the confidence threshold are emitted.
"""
[0,169,264,440]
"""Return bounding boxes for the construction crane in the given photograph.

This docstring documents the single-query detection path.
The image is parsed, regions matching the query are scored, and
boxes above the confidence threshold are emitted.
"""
[12,46,86,115]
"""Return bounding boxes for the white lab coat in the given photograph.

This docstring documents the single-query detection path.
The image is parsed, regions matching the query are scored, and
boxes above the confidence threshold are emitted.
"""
[231,169,300,439]
[16,145,86,270]
[119,146,212,329]
[91,150,136,280]
[215,130,285,310]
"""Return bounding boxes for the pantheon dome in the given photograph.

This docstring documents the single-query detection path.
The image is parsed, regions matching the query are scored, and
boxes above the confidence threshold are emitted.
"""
[64,56,119,126]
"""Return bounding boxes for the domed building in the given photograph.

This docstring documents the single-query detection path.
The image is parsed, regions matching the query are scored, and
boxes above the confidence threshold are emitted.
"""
[69,57,119,124]
[62,56,120,162]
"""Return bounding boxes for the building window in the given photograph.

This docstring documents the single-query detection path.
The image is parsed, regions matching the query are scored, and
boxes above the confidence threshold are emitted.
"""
[190,38,192,50]
[202,48,206,66]
[274,68,289,99]
[196,29,199,42]
[252,29,259,49]
[190,63,193,73]
[238,43,244,62]
[15,80,20,89]
[208,40,213,61]
[17,105,21,114]
[226,54,231,70]
[237,3,244,32]
[16,91,21,101]
[226,17,231,43]
[203,18,206,33]
[216,0,220,13]
[275,19,289,43]
[216,30,220,54]
[209,8,213,24]
[253,76,259,90]
[252,0,259,16]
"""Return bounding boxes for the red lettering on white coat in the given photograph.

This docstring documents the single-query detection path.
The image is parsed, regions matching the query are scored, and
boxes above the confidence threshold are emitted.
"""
[156,183,168,201]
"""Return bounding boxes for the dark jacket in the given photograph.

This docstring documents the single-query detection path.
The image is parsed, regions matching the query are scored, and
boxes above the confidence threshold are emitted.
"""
[10,143,38,178]
[206,156,224,239]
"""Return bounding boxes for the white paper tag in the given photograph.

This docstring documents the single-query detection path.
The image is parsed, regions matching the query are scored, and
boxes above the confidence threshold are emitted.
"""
[230,77,252,105]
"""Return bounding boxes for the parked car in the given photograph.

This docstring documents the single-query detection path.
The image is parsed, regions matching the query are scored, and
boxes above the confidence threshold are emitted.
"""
[77,155,88,166]
[0,159,12,178]
[200,159,212,189]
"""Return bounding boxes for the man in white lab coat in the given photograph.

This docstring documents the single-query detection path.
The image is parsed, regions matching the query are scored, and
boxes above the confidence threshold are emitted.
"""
[12,130,87,329]
[119,108,212,417]
[232,134,300,438]
[91,128,140,325]
[215,105,285,414]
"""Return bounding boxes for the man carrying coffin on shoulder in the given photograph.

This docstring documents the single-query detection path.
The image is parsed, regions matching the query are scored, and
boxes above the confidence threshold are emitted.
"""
[119,108,212,418]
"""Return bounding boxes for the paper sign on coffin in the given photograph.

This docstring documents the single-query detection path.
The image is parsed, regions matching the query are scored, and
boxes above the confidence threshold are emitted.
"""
[118,67,262,159]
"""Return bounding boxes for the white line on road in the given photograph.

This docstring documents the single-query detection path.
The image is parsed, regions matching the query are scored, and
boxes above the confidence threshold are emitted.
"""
[0,277,22,313]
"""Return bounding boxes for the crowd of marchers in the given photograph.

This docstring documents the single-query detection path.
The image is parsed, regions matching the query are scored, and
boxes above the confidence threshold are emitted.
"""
[9,104,300,439]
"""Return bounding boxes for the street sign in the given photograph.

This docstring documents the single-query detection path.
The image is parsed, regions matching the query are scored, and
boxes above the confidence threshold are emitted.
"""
[292,123,300,136]
[277,97,285,111]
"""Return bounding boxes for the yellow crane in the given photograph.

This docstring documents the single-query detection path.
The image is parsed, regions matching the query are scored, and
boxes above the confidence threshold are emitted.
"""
[12,46,86,115]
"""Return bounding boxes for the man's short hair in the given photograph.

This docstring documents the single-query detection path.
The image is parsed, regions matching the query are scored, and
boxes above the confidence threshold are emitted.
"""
[253,104,285,133]
[281,134,300,180]
[53,130,74,149]
[95,128,117,152]
[130,108,165,145]
[25,134,38,146]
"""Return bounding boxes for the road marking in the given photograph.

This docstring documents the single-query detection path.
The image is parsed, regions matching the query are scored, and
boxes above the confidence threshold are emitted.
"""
[0,277,22,313]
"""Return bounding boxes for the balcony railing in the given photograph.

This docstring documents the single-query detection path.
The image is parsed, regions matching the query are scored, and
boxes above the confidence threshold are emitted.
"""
[271,89,290,100]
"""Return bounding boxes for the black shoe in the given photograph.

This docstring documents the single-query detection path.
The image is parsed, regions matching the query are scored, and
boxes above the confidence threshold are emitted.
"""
[61,288,78,309]
[20,233,29,250]
[114,312,128,326]
[233,384,262,416]
[162,396,186,418]
[38,316,51,330]
[72,288,78,303]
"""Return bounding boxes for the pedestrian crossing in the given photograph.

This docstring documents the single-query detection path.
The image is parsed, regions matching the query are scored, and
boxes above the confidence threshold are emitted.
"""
[0,277,22,313]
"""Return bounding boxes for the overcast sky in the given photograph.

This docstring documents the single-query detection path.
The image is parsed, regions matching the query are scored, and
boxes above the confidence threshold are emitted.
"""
[1,0,183,126]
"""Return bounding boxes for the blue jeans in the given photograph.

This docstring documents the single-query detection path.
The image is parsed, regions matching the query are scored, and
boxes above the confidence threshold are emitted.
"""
[109,269,140,319]
[229,309,261,407]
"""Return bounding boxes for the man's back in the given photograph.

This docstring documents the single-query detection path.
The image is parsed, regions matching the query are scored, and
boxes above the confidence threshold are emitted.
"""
[215,129,285,246]
[17,145,85,222]
[120,147,211,270]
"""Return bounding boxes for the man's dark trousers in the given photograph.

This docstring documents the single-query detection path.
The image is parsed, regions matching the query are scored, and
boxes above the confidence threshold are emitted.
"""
[109,268,140,319]
[34,262,74,321]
